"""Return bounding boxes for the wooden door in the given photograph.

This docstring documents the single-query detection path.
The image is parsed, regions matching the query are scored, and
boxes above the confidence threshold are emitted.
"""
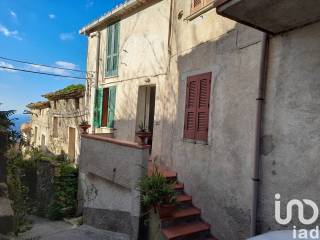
[41,134,46,151]
[68,127,76,162]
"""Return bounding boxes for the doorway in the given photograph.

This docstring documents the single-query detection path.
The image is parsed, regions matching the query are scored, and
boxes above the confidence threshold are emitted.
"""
[34,126,38,145]
[68,127,76,162]
[136,85,156,145]
[41,134,46,151]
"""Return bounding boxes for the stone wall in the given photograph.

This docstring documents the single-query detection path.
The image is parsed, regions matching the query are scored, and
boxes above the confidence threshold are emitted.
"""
[35,160,55,217]
[78,135,149,240]
[30,97,85,163]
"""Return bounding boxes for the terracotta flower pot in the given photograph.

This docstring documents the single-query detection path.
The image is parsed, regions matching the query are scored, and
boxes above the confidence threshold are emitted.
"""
[158,204,176,218]
[136,131,152,145]
[79,124,91,134]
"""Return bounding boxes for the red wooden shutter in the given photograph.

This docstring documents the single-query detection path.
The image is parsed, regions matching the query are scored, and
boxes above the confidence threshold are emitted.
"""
[195,73,211,141]
[184,77,198,139]
[101,88,109,127]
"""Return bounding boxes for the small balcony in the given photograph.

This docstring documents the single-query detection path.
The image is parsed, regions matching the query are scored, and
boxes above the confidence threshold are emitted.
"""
[216,0,320,34]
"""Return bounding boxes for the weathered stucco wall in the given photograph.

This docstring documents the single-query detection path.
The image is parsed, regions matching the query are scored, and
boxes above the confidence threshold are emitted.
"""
[157,2,263,239]
[86,0,170,154]
[78,136,149,239]
[83,0,320,239]
[30,97,85,163]
[259,21,320,232]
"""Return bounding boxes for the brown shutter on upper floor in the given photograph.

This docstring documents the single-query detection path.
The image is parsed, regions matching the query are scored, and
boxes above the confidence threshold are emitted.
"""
[184,77,198,139]
[195,72,211,141]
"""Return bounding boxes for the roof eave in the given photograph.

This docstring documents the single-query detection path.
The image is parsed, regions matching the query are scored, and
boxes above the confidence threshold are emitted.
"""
[79,0,145,35]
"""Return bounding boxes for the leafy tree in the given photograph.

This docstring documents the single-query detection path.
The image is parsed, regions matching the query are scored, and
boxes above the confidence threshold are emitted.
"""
[0,105,19,154]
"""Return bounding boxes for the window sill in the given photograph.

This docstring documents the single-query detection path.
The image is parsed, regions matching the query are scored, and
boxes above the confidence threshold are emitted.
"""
[185,2,216,21]
[104,75,118,79]
[183,138,208,145]
[100,127,116,131]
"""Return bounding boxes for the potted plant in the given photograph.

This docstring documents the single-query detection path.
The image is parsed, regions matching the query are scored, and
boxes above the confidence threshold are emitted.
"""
[79,120,91,134]
[136,122,152,145]
[138,167,177,218]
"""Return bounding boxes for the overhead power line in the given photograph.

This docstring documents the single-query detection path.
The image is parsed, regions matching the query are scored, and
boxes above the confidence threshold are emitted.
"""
[0,65,89,80]
[0,56,90,73]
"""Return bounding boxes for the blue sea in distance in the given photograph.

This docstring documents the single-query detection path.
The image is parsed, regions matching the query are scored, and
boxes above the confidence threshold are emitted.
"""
[11,114,30,132]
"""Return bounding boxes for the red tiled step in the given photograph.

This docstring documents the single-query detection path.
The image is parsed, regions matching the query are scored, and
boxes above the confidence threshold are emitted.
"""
[176,194,192,204]
[162,169,177,179]
[161,207,200,220]
[162,221,211,240]
[148,163,177,179]
[173,183,184,191]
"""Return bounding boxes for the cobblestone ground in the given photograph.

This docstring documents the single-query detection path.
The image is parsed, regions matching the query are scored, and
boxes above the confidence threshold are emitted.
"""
[17,216,129,240]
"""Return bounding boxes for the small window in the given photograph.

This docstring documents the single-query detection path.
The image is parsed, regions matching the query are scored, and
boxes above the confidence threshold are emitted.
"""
[54,101,57,109]
[184,72,211,142]
[105,22,120,77]
[53,117,58,138]
[191,0,214,14]
[93,86,117,128]
[75,98,80,110]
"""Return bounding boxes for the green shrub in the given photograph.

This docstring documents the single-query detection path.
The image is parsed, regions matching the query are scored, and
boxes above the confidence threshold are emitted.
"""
[6,149,30,235]
[7,147,78,225]
[138,167,176,213]
[48,164,78,220]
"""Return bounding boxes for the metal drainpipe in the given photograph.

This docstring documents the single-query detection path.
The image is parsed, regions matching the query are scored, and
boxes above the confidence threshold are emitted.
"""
[91,31,101,134]
[250,32,269,237]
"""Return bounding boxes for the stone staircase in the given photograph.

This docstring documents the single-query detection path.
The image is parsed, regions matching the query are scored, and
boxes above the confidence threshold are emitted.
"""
[148,163,217,240]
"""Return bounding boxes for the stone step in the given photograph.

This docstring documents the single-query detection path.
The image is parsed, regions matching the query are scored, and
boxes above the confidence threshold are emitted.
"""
[162,207,200,220]
[161,221,211,240]
[162,170,177,180]
[176,194,192,204]
[176,194,193,208]
[173,183,184,191]
[148,163,177,179]
[160,207,201,228]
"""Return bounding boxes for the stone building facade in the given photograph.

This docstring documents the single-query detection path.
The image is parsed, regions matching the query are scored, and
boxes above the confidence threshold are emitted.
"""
[27,85,86,163]
[80,0,320,239]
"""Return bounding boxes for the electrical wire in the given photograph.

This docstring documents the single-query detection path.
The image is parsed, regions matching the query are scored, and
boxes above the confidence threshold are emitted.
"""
[0,65,89,80]
[0,56,90,73]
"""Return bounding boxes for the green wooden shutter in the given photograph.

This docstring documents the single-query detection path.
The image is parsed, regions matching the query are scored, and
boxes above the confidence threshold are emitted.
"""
[93,88,103,128]
[106,22,120,77]
[107,86,117,128]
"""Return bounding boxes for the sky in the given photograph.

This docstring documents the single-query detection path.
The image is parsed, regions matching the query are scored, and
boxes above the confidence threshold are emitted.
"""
[0,0,124,114]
